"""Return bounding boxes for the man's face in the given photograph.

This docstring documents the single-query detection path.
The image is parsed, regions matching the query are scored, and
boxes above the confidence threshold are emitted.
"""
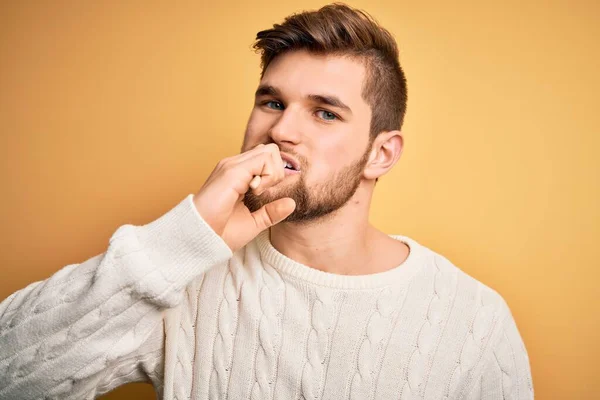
[242,50,373,223]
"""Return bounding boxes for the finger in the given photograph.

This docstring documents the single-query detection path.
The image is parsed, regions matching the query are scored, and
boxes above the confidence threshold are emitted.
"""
[233,143,274,165]
[259,144,285,187]
[251,197,296,232]
[246,145,286,176]
[229,145,286,190]
[267,145,286,181]
[258,147,286,192]
[239,151,281,192]
[249,175,261,190]
[265,143,285,170]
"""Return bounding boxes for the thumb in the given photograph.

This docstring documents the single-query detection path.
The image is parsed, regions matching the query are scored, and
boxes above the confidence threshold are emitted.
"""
[251,197,296,232]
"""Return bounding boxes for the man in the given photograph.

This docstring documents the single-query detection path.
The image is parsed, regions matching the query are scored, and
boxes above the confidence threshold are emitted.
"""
[0,3,533,399]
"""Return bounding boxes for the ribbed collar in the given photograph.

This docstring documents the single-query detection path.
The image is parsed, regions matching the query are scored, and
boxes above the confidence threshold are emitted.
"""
[255,228,426,290]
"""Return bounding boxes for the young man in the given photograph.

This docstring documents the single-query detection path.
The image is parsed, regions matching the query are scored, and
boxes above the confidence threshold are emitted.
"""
[0,4,533,399]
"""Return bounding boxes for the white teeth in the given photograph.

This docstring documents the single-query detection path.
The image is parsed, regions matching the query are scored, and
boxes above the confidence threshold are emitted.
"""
[284,161,294,170]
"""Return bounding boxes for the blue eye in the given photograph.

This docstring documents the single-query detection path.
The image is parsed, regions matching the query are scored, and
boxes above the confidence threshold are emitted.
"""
[316,110,337,121]
[265,101,284,110]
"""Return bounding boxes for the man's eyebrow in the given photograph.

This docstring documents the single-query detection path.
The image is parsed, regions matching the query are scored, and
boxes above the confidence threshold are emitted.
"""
[308,94,352,114]
[255,85,280,98]
[254,84,352,114]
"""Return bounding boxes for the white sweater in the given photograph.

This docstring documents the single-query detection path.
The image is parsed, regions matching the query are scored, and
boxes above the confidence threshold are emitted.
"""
[0,194,533,400]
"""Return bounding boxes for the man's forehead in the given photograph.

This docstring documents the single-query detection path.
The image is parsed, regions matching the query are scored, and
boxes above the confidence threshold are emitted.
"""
[260,50,366,100]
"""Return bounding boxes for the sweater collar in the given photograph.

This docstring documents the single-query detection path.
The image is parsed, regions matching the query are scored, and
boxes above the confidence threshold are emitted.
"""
[255,229,426,290]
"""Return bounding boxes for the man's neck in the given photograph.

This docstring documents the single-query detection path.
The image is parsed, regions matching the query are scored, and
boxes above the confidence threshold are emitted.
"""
[269,191,408,276]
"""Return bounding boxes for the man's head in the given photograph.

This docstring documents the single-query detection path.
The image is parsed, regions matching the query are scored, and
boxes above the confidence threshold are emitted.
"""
[242,3,407,223]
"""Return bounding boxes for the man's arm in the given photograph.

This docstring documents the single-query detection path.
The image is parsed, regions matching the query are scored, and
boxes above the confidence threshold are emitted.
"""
[0,143,295,399]
[0,194,232,399]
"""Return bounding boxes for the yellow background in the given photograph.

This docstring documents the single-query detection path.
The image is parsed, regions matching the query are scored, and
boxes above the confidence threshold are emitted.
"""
[1,1,598,399]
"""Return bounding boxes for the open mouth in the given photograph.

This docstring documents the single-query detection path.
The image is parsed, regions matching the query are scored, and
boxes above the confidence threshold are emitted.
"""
[280,153,301,172]
[283,161,297,171]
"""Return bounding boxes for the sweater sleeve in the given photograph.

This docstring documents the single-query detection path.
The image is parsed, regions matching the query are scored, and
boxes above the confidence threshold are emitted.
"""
[464,301,534,400]
[0,194,233,399]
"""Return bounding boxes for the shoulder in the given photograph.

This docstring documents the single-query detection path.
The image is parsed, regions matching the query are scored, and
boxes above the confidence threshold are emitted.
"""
[411,239,532,397]
[410,237,514,322]
[405,237,523,365]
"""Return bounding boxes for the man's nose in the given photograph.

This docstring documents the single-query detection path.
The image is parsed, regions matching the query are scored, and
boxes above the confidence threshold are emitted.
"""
[269,107,302,146]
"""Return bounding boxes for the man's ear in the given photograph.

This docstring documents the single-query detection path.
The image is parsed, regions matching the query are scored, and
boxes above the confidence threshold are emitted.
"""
[363,130,404,180]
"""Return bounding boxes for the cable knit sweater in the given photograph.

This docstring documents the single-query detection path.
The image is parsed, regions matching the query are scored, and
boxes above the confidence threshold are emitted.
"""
[0,194,533,400]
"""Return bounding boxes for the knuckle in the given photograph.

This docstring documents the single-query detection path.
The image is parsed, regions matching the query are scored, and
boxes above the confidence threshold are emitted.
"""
[266,143,280,153]
[223,165,241,179]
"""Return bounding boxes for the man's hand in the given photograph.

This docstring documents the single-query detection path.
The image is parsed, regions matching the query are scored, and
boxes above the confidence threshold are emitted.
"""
[193,143,296,252]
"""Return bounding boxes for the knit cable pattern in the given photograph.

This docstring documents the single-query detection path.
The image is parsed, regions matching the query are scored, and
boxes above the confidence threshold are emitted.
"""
[300,287,337,400]
[1,273,90,372]
[0,259,95,338]
[493,331,517,399]
[210,265,241,398]
[444,285,496,399]
[399,257,458,400]
[349,286,408,400]
[250,263,285,399]
[493,316,534,400]
[172,281,204,400]
[0,200,533,400]
[464,312,534,400]
[0,240,166,399]
[464,373,482,400]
